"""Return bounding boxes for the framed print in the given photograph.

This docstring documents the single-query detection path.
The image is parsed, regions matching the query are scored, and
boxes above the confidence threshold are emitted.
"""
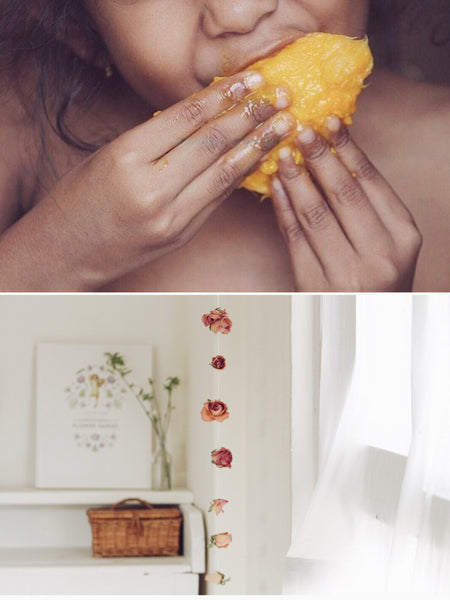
[35,343,152,489]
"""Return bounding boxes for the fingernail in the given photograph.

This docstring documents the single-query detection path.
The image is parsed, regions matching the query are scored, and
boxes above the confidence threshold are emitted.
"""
[326,115,341,133]
[271,176,284,194]
[297,126,315,144]
[244,71,265,90]
[278,145,293,160]
[273,115,295,136]
[273,87,291,109]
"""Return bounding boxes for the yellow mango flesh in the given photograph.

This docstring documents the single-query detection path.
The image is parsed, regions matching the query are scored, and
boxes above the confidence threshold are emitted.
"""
[241,33,374,197]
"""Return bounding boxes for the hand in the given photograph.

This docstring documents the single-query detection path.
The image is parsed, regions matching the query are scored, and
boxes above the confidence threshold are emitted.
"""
[37,71,296,289]
[270,116,422,291]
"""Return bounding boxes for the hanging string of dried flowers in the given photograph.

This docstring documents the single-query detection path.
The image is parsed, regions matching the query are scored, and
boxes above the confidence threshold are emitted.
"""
[201,305,232,586]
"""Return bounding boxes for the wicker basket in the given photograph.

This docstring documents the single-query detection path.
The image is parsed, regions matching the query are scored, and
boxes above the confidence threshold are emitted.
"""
[87,497,182,558]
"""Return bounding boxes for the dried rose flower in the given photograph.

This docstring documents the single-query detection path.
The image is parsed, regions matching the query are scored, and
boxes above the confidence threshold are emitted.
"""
[209,499,229,515]
[211,446,233,468]
[211,315,232,335]
[201,309,224,327]
[201,308,232,334]
[201,400,230,423]
[209,532,232,549]
[210,355,226,369]
[205,572,230,586]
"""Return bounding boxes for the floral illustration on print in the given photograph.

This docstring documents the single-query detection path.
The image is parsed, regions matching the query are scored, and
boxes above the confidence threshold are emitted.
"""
[205,572,231,586]
[88,373,105,405]
[211,447,233,468]
[65,359,126,452]
[201,308,232,334]
[208,532,232,549]
[209,499,229,515]
[66,362,126,411]
[73,432,117,453]
[201,399,230,423]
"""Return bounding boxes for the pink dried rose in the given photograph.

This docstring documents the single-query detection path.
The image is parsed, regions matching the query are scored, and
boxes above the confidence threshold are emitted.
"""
[209,532,232,549]
[205,572,230,586]
[201,400,230,423]
[211,446,233,468]
[210,355,226,370]
[201,308,232,334]
[209,499,229,515]
[211,316,232,335]
[201,309,223,327]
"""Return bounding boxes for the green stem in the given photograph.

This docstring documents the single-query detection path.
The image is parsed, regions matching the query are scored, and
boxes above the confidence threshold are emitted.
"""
[114,367,162,439]
[106,354,176,490]
[163,387,173,436]
[158,435,172,490]
[152,380,164,438]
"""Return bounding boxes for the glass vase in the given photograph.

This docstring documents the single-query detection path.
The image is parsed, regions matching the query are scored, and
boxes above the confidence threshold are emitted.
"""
[152,437,172,490]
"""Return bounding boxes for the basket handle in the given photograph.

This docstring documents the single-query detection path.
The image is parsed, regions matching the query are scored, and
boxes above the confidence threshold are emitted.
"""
[111,497,154,510]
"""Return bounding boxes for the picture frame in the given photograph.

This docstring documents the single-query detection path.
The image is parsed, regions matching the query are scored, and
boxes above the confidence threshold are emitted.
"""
[35,343,153,489]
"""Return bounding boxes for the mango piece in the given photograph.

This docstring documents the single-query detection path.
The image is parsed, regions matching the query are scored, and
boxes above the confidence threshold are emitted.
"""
[240,33,373,197]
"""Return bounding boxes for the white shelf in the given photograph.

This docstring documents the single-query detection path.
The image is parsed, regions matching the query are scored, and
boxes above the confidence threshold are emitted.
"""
[0,547,191,572]
[0,489,205,593]
[0,488,194,506]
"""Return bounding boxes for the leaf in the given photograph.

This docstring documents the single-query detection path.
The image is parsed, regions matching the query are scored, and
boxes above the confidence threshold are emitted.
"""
[78,390,85,398]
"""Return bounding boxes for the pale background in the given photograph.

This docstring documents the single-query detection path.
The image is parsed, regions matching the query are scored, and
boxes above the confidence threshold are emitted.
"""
[0,294,292,595]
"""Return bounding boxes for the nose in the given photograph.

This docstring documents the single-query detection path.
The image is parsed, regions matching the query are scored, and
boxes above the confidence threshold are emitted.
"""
[203,0,278,37]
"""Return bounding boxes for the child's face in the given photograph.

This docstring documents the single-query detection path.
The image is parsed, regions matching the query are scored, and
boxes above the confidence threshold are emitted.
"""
[84,0,369,109]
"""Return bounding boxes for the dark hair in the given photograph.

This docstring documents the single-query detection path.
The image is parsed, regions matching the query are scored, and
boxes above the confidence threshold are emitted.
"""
[0,0,106,153]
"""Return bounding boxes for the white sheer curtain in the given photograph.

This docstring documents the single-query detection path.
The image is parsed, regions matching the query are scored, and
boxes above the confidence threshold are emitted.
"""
[285,295,450,595]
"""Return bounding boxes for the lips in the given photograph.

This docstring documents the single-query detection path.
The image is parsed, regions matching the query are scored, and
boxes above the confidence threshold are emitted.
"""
[232,32,305,74]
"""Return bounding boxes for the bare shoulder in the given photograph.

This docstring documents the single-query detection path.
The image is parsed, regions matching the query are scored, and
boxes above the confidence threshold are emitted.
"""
[409,77,450,194]
[390,75,450,291]
[0,75,39,227]
[412,77,450,154]
[357,70,450,291]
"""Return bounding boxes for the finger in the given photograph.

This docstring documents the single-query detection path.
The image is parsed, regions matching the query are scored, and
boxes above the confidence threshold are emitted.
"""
[276,150,354,274]
[270,176,328,289]
[158,87,290,198]
[123,71,267,161]
[295,125,391,252]
[173,111,297,223]
[326,116,417,232]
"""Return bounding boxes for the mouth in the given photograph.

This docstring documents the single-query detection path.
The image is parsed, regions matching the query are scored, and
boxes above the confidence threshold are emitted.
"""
[233,32,305,74]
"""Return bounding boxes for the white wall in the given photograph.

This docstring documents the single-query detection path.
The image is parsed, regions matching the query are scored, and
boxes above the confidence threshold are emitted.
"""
[0,295,188,489]
[290,296,321,536]
[185,295,292,595]
[0,294,292,594]
[243,295,292,594]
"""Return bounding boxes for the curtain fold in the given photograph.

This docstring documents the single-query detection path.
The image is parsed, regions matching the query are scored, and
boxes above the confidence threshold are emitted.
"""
[285,295,450,594]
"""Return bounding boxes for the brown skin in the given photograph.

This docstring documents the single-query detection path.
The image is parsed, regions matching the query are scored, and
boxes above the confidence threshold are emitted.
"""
[271,116,421,292]
[0,0,448,291]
